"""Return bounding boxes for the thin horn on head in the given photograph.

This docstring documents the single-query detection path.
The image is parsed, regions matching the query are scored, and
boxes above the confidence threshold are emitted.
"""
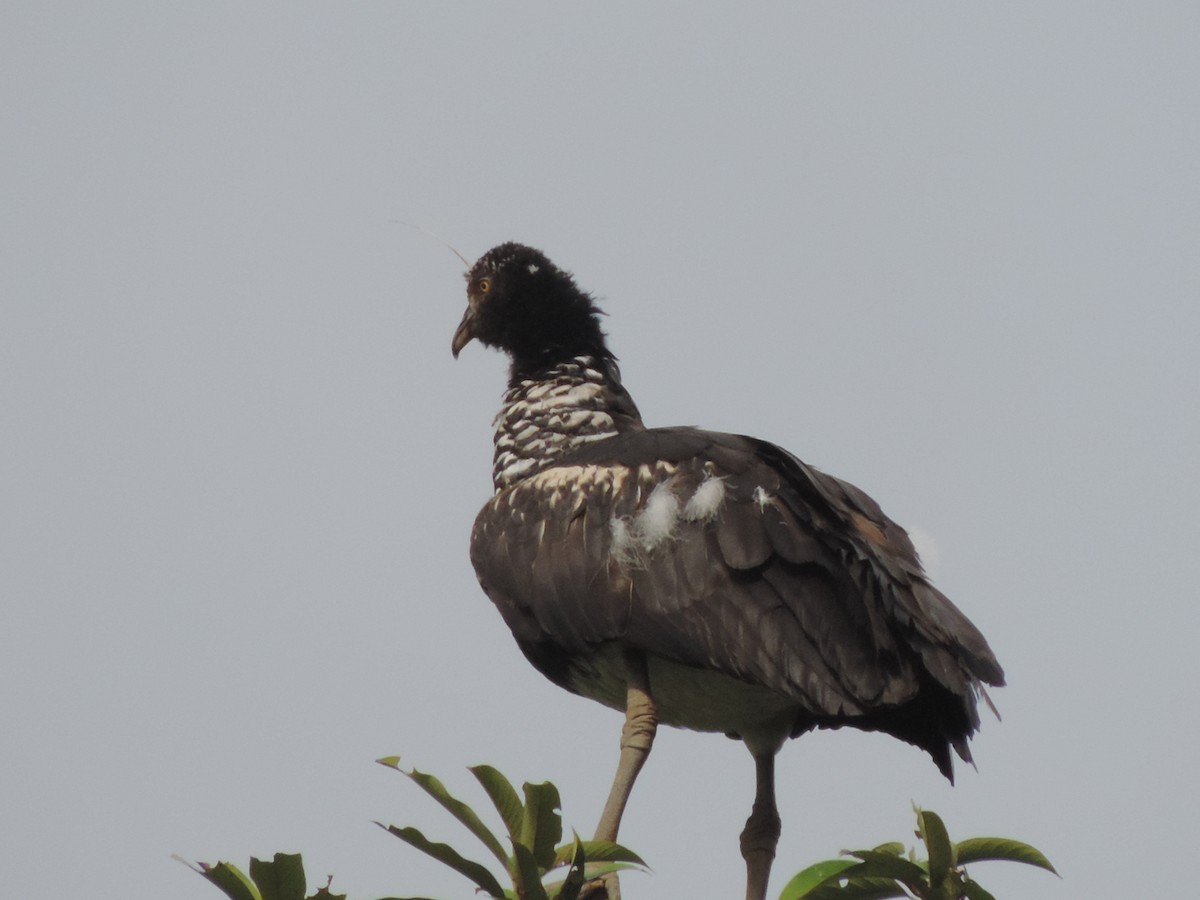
[391,220,471,268]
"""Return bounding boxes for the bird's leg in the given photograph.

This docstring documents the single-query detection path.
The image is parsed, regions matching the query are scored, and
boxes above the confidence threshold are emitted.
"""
[593,648,657,842]
[740,750,781,900]
[584,651,656,900]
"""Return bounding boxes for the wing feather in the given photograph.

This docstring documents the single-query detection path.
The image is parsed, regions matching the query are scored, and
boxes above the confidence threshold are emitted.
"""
[470,426,1004,745]
[715,499,772,570]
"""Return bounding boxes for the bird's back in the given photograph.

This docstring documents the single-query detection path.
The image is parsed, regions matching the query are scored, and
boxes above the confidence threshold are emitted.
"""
[471,425,1003,778]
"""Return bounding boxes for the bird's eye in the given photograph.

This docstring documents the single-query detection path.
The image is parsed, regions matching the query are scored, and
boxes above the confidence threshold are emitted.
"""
[478,278,491,293]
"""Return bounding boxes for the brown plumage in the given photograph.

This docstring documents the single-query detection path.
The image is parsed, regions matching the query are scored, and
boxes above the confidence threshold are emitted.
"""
[452,242,1003,900]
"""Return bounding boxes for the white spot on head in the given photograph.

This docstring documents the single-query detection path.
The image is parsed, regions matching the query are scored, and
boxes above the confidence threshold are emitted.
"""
[527,263,540,274]
[683,476,726,521]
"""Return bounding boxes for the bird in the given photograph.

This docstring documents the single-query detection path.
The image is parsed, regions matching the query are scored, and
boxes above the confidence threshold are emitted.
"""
[450,241,1004,900]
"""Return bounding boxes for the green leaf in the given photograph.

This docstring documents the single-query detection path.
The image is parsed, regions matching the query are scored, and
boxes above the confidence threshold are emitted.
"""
[870,843,906,856]
[917,810,953,891]
[954,837,1058,876]
[579,862,642,879]
[378,822,507,898]
[383,759,509,869]
[546,860,642,893]
[961,880,998,900]
[551,840,647,869]
[249,853,306,900]
[842,852,929,892]
[511,843,550,900]
[197,862,263,900]
[551,834,587,900]
[519,781,563,870]
[470,765,525,843]
[776,859,858,899]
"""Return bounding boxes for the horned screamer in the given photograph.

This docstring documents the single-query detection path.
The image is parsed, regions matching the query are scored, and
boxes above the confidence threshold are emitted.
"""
[451,242,1003,900]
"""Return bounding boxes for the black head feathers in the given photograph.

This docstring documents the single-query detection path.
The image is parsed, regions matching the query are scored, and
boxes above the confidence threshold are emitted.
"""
[451,242,613,376]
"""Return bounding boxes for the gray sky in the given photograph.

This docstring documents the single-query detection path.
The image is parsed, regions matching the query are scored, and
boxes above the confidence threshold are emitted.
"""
[3,4,1197,899]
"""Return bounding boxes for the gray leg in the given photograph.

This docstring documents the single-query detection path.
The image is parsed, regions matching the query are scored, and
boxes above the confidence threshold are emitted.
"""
[740,750,781,900]
[593,649,658,842]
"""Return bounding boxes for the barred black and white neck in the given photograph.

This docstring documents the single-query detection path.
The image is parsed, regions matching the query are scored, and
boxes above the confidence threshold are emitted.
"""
[491,354,644,490]
[450,242,646,490]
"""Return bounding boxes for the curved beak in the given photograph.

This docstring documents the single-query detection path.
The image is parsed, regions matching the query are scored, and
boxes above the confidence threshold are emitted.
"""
[451,305,476,358]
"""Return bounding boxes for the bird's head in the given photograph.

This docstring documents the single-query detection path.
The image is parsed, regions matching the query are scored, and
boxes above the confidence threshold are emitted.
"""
[451,242,612,376]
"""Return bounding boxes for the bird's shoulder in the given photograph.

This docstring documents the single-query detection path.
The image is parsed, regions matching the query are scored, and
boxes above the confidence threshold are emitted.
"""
[551,426,919,563]
[471,424,924,595]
